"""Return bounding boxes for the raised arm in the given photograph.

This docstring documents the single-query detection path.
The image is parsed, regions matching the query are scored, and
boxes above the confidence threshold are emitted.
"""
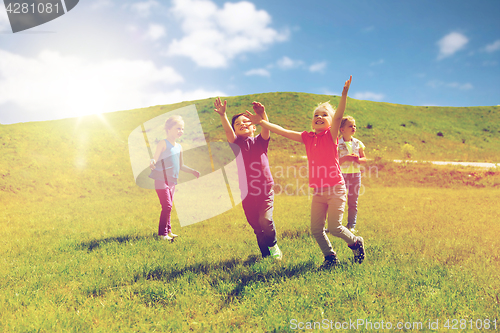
[330,76,352,140]
[245,110,303,143]
[214,97,237,143]
[252,101,270,140]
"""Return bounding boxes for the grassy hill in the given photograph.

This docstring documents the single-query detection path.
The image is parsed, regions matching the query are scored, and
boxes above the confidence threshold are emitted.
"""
[1,92,499,206]
[195,92,500,163]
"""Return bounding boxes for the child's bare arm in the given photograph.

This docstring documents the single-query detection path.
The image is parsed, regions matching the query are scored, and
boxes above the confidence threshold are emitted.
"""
[252,101,270,140]
[214,97,237,143]
[358,147,367,164]
[150,140,166,170]
[331,76,352,140]
[245,110,303,142]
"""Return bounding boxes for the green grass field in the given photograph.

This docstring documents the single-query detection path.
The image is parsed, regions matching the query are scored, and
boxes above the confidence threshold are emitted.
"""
[1,93,499,331]
[1,187,499,332]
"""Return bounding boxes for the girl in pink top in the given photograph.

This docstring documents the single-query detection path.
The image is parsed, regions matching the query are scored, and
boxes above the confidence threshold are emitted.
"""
[246,76,365,267]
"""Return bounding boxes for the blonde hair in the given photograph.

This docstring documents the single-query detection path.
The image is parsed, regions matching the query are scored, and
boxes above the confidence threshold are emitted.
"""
[164,115,184,133]
[313,101,335,117]
[339,115,356,137]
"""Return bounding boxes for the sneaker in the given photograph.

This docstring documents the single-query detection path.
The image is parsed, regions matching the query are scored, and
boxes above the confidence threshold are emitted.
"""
[161,235,173,241]
[349,236,365,263]
[168,232,178,239]
[320,253,338,269]
[269,244,283,260]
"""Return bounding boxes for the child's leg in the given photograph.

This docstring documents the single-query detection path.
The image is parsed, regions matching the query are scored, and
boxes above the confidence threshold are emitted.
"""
[326,186,356,246]
[257,188,277,249]
[344,173,361,229]
[155,180,175,236]
[310,193,336,257]
[242,194,273,257]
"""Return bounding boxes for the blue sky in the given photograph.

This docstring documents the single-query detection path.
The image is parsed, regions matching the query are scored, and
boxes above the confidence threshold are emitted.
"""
[0,0,499,124]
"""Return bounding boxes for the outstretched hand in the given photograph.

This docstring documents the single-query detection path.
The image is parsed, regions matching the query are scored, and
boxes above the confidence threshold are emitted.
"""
[245,110,263,125]
[342,75,352,97]
[252,101,265,116]
[214,97,227,116]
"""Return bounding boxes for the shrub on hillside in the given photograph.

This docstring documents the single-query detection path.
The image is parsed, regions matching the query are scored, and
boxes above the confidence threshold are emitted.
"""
[401,143,416,160]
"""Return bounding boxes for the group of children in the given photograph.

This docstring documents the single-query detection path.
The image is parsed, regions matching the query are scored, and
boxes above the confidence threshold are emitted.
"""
[149,76,366,267]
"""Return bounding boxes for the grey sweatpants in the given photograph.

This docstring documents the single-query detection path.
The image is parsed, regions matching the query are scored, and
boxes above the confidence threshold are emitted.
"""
[310,185,357,257]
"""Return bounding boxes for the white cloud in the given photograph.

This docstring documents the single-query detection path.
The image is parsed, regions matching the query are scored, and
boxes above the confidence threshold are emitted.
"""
[426,80,441,89]
[277,56,303,69]
[0,49,223,123]
[485,40,500,53]
[309,61,327,73]
[153,88,226,105]
[370,59,384,66]
[447,82,473,90]
[145,23,166,41]
[126,24,139,34]
[320,89,340,96]
[0,4,10,31]
[352,92,385,101]
[437,32,468,60]
[427,80,473,90]
[483,60,498,67]
[90,0,113,10]
[129,0,161,17]
[166,0,289,68]
[245,68,270,77]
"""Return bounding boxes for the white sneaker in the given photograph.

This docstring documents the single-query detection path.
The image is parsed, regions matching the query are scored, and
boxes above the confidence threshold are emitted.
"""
[161,235,173,241]
[168,232,178,239]
[269,244,283,260]
[349,236,365,263]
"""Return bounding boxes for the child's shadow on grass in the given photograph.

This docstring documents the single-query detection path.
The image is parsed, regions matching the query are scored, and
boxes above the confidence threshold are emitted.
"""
[79,234,148,251]
[142,254,354,306]
[223,259,355,304]
[79,231,358,305]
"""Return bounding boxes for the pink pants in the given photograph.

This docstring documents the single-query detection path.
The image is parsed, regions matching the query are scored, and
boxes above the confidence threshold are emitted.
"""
[155,180,175,236]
